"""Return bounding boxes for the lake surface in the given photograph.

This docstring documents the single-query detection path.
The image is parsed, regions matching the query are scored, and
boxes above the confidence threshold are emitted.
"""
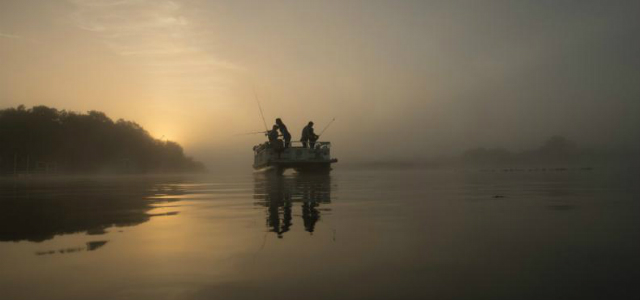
[1,168,639,300]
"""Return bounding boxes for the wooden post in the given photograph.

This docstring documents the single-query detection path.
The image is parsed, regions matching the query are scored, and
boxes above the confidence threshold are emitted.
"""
[13,153,17,176]
[26,155,30,175]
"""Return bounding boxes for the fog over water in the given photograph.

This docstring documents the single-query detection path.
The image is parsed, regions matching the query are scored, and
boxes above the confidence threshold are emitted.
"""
[2,0,639,168]
[3,2,640,300]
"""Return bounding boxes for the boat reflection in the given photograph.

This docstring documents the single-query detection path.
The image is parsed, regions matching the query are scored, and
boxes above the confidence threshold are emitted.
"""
[253,173,332,238]
[0,177,185,243]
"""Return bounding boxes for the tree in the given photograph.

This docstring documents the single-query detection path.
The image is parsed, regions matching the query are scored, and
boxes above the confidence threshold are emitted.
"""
[0,105,206,174]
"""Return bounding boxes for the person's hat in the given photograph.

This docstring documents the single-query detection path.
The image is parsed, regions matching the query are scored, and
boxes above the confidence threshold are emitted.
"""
[309,121,314,125]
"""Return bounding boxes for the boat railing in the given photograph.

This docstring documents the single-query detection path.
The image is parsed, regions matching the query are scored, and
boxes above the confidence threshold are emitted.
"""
[253,141,331,153]
[288,141,331,149]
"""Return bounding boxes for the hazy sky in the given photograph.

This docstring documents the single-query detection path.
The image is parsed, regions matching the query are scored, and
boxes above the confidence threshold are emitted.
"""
[1,0,639,166]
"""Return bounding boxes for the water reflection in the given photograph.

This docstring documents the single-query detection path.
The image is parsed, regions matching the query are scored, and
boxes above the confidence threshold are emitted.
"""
[0,177,184,243]
[35,240,108,255]
[253,173,332,238]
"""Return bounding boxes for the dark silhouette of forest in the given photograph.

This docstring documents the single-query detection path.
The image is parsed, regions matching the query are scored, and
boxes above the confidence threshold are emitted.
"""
[0,105,205,174]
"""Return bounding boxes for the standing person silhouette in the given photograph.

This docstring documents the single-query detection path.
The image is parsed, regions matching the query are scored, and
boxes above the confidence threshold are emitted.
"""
[275,118,291,148]
[266,125,283,158]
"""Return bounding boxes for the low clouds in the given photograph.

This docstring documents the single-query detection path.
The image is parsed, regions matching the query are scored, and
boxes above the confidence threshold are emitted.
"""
[0,31,37,43]
[67,0,240,94]
[0,32,21,39]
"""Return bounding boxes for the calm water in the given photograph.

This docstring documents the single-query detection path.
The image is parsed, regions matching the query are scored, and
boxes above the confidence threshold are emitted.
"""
[1,168,639,300]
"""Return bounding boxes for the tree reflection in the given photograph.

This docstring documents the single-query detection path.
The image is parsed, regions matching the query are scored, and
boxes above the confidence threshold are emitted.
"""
[0,177,184,242]
[254,173,332,238]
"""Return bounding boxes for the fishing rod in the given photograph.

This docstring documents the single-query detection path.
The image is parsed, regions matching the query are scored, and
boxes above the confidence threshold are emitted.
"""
[253,86,268,132]
[317,118,336,138]
[233,130,269,136]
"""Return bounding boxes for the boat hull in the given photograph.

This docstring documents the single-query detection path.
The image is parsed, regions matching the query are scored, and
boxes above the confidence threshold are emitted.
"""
[254,160,335,173]
[253,141,337,174]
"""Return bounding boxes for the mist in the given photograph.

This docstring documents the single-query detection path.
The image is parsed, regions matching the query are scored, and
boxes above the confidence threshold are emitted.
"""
[2,0,639,170]
[3,3,640,299]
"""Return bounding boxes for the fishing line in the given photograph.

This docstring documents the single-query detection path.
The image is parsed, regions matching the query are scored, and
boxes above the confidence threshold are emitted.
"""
[253,86,268,132]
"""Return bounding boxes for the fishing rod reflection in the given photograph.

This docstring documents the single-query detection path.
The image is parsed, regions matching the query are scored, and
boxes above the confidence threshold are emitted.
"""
[253,172,332,238]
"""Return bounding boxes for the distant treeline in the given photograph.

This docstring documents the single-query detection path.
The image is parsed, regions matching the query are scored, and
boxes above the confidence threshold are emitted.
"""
[343,136,638,170]
[0,105,205,174]
[460,136,633,167]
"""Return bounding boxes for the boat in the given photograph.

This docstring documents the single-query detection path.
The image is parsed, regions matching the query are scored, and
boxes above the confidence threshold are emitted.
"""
[253,141,338,173]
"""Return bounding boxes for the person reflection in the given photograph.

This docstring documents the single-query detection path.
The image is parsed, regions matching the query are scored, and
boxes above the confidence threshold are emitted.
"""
[302,201,320,233]
[254,172,331,238]
[265,176,292,238]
